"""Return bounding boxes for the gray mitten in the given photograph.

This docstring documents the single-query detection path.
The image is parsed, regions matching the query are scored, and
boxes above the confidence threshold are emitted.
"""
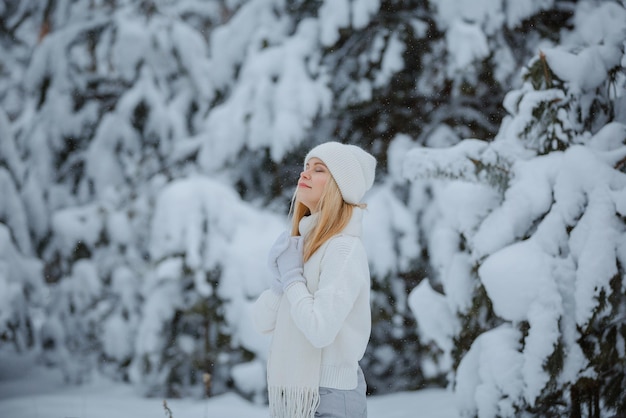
[276,236,305,291]
[267,231,290,293]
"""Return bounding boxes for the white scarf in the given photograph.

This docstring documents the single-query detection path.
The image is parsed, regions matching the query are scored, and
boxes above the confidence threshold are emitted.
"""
[267,214,321,418]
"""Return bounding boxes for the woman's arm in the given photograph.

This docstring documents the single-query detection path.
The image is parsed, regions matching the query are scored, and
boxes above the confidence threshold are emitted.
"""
[284,237,369,347]
[251,289,282,334]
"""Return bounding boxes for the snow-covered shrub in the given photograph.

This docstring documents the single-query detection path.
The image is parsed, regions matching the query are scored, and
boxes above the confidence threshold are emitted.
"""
[129,176,284,398]
[406,1,626,416]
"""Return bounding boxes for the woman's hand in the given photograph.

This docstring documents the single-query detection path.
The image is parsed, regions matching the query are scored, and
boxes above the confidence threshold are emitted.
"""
[276,236,305,291]
[267,231,290,293]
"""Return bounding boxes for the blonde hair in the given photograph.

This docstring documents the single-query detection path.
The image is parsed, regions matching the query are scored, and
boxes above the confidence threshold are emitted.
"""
[289,175,365,262]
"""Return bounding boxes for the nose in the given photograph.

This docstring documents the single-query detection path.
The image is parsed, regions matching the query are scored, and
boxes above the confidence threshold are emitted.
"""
[300,169,310,179]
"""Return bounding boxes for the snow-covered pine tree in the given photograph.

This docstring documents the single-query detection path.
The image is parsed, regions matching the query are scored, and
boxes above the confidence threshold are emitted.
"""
[308,0,579,392]
[2,0,333,398]
[130,176,283,398]
[0,107,44,354]
[405,1,626,416]
[0,0,51,359]
[194,0,333,205]
[2,0,224,389]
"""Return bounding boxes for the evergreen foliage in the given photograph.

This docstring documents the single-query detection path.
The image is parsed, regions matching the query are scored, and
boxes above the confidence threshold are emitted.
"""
[405,1,626,416]
[0,0,624,414]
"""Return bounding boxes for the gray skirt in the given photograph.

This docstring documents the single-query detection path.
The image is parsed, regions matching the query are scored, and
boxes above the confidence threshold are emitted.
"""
[315,368,367,418]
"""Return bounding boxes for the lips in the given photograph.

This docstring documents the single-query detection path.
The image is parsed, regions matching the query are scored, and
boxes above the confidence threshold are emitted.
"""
[298,182,311,188]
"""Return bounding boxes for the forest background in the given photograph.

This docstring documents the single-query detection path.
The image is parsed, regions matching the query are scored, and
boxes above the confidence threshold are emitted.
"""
[1,0,625,417]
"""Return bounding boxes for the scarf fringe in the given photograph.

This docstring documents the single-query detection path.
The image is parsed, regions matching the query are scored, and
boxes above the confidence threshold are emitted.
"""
[269,386,320,418]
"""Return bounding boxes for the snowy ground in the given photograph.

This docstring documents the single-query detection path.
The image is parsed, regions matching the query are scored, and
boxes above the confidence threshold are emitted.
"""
[0,351,459,418]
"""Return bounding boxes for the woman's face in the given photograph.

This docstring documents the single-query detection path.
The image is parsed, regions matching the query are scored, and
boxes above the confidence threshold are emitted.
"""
[297,157,329,212]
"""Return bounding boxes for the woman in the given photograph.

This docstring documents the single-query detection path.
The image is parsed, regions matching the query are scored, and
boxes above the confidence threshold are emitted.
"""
[252,141,376,418]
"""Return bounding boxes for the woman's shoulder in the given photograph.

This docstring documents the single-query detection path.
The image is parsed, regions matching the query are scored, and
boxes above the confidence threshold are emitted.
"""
[319,235,369,278]
[324,233,367,259]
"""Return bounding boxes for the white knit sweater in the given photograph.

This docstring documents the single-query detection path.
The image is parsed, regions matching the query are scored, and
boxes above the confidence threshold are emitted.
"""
[253,208,372,390]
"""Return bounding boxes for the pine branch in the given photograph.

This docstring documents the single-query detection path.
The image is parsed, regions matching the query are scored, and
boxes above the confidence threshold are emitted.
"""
[538,50,552,88]
[403,140,511,194]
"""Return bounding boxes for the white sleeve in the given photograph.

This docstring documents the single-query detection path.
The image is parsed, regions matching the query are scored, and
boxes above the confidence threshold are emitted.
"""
[284,237,368,348]
[251,289,282,334]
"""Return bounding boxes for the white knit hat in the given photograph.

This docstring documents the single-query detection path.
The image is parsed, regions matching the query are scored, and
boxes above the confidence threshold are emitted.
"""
[304,141,377,204]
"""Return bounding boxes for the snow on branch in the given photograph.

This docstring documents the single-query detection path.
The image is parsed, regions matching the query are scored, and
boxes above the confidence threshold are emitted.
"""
[402,139,511,194]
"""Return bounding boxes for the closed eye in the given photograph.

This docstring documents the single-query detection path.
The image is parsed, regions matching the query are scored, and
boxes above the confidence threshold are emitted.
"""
[305,160,328,172]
